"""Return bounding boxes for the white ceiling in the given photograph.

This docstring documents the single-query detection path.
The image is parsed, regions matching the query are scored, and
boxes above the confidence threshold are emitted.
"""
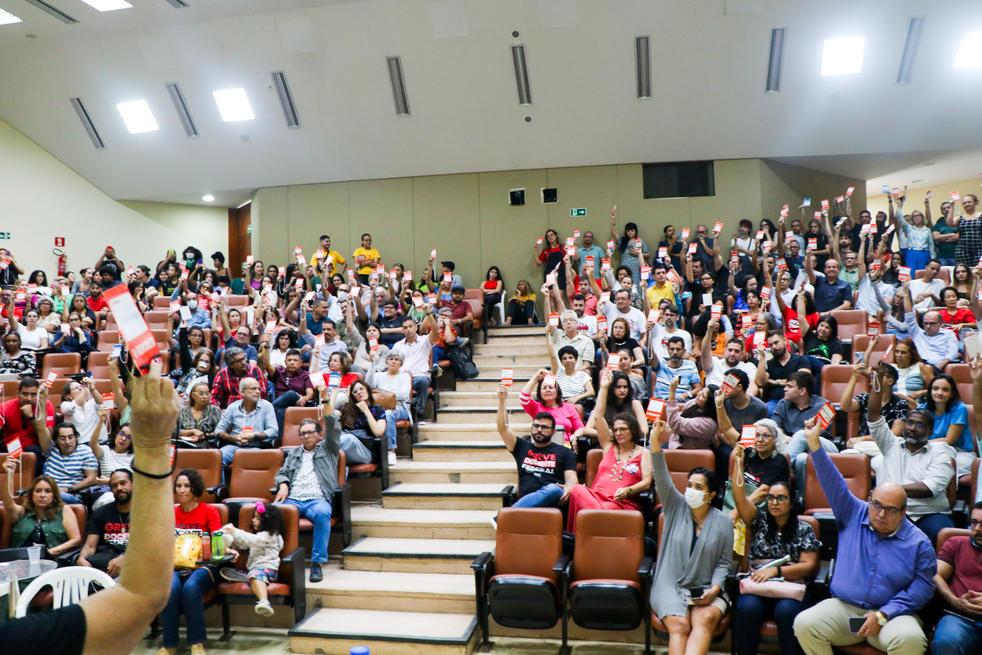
[0,0,980,207]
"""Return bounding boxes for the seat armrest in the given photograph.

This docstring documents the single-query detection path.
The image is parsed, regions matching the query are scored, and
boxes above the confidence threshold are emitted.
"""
[637,556,655,581]
[553,551,572,581]
[471,551,493,573]
[502,485,517,507]
[206,484,227,501]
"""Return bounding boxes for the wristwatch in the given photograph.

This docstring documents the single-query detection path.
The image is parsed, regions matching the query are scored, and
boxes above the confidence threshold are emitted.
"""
[875,610,888,626]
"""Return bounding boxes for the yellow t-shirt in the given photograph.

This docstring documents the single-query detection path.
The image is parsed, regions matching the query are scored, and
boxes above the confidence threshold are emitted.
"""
[312,249,345,277]
[645,282,676,309]
[352,247,380,275]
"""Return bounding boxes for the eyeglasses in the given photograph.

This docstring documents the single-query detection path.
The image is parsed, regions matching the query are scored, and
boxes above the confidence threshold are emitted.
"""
[612,426,631,433]
[922,320,941,325]
[298,430,319,437]
[970,519,982,527]
[530,423,553,432]
[765,494,789,503]
[869,499,904,516]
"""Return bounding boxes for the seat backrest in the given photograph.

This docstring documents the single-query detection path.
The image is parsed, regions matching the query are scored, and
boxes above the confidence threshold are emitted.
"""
[153,296,171,309]
[572,509,643,584]
[463,288,483,301]
[1,380,19,399]
[150,329,171,350]
[227,295,250,307]
[16,566,115,616]
[66,504,86,537]
[834,310,868,342]
[851,334,896,365]
[42,353,81,379]
[97,330,121,352]
[237,503,299,580]
[494,507,563,584]
[281,407,321,449]
[585,449,603,487]
[937,527,971,552]
[87,351,111,379]
[662,450,715,495]
[173,449,223,498]
[145,310,170,328]
[804,453,871,512]
[229,449,284,500]
[820,365,865,406]
[915,267,950,284]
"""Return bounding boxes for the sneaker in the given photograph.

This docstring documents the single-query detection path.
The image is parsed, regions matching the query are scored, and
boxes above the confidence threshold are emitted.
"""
[156,649,176,655]
[387,451,397,467]
[254,600,274,616]
[309,562,323,583]
[220,568,249,582]
[190,645,206,655]
[489,514,498,531]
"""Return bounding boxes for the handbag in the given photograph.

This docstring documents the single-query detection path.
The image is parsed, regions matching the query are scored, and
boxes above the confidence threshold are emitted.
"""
[174,533,202,570]
[739,576,806,601]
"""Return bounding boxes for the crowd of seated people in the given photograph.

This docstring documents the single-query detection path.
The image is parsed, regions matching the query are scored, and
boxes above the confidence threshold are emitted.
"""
[1,192,982,653]
[489,194,982,654]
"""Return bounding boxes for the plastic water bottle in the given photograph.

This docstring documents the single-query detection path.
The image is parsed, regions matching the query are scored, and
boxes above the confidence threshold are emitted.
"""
[350,647,370,655]
[212,531,224,558]
[200,533,211,561]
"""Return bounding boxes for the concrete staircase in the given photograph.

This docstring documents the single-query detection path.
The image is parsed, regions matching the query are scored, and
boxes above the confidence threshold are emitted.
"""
[288,326,542,655]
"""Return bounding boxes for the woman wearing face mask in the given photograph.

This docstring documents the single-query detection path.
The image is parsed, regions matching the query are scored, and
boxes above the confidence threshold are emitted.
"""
[731,448,820,655]
[650,419,732,655]
[519,368,585,448]
[946,193,982,268]
[921,374,977,476]
[565,370,652,532]
[175,349,216,401]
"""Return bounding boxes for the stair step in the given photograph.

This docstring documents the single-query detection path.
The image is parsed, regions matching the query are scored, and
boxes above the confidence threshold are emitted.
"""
[455,378,531,392]
[290,608,478,655]
[351,505,498,540]
[382,482,510,510]
[471,353,546,366]
[473,343,546,355]
[390,460,517,485]
[342,536,494,574]
[487,326,545,337]
[439,391,522,408]
[309,562,475,613]
[412,440,512,462]
[417,422,531,441]
[435,406,523,424]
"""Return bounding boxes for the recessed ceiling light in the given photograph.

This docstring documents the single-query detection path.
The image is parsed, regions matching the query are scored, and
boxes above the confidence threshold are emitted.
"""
[213,88,254,122]
[116,100,159,134]
[0,8,22,24]
[954,32,982,68]
[911,179,923,184]
[821,37,865,76]
[80,0,131,11]
[202,194,215,202]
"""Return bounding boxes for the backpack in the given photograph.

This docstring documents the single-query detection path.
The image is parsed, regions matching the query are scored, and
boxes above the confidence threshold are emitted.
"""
[447,346,478,380]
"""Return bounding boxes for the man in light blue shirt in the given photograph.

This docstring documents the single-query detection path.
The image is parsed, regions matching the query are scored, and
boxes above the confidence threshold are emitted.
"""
[902,283,959,370]
[576,231,605,277]
[215,377,278,469]
[652,336,701,400]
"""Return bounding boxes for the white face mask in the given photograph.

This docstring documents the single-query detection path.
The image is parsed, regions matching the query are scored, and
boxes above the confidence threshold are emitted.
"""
[684,487,707,509]
[188,301,198,311]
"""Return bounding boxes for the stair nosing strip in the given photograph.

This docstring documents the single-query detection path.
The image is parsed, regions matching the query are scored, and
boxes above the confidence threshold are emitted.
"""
[342,549,486,560]
[289,616,477,645]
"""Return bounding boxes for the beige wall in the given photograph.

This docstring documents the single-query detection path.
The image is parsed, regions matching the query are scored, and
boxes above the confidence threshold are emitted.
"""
[251,159,775,294]
[0,119,228,278]
[867,177,981,220]
[759,160,867,227]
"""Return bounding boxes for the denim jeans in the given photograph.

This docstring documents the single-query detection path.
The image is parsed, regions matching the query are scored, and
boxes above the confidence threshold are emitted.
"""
[913,513,955,547]
[283,497,333,563]
[735,592,810,655]
[272,390,301,436]
[383,406,411,450]
[162,568,216,648]
[511,483,564,509]
[932,612,982,655]
[410,375,430,416]
[340,432,373,464]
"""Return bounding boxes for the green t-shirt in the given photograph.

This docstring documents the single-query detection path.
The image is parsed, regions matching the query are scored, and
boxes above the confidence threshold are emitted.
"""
[933,218,956,260]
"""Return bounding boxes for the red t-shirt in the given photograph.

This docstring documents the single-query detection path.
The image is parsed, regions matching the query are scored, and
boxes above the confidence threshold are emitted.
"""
[781,304,818,344]
[1,397,56,449]
[940,308,974,329]
[938,535,982,602]
[86,294,109,312]
[174,502,222,537]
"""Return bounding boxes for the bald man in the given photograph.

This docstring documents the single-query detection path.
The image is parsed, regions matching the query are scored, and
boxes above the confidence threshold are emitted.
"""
[794,419,936,655]
[902,282,959,371]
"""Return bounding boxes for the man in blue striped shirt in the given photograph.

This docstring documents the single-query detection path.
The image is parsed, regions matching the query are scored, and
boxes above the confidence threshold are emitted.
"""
[43,423,98,504]
[793,418,935,655]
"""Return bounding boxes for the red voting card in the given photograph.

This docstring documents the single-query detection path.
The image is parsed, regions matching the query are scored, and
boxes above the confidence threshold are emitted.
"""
[501,368,514,387]
[646,398,665,422]
[740,425,757,447]
[817,402,836,430]
[606,353,621,370]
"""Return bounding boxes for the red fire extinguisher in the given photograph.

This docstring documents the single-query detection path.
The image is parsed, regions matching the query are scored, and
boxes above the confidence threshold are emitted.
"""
[53,247,67,276]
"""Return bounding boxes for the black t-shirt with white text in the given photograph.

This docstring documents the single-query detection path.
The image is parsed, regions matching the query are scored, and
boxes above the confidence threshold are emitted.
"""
[87,503,130,555]
[512,438,576,498]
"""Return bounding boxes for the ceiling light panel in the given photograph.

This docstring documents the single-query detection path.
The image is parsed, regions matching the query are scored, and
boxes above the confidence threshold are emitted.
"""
[166,82,198,137]
[765,28,786,92]
[70,97,104,149]
[272,71,301,127]
[896,17,924,83]
[954,32,982,68]
[117,100,159,134]
[511,44,532,105]
[24,0,78,23]
[212,88,254,122]
[80,0,131,11]
[635,36,651,99]
[821,36,865,76]
[0,8,22,24]
[385,57,410,116]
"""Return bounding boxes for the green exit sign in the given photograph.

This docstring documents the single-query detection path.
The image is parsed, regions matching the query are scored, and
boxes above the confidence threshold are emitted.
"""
[570,208,586,217]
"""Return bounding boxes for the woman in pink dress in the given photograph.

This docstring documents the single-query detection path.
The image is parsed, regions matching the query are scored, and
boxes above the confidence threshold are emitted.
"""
[566,370,652,532]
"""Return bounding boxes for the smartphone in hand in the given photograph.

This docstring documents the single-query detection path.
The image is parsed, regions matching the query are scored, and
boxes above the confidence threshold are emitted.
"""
[848,617,866,634]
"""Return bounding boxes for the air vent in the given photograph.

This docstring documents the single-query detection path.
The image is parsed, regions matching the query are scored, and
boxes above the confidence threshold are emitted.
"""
[163,0,188,7]
[70,97,104,149]
[765,28,786,92]
[511,44,532,105]
[635,36,651,98]
[166,82,198,137]
[24,0,78,23]
[272,71,300,128]
[386,57,410,116]
[509,188,526,206]
[540,188,557,204]
[897,17,925,84]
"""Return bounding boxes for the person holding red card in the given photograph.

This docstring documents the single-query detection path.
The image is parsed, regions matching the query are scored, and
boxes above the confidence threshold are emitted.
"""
[518,369,584,448]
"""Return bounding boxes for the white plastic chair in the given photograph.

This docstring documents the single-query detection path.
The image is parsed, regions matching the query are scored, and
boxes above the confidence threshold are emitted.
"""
[15,566,115,617]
